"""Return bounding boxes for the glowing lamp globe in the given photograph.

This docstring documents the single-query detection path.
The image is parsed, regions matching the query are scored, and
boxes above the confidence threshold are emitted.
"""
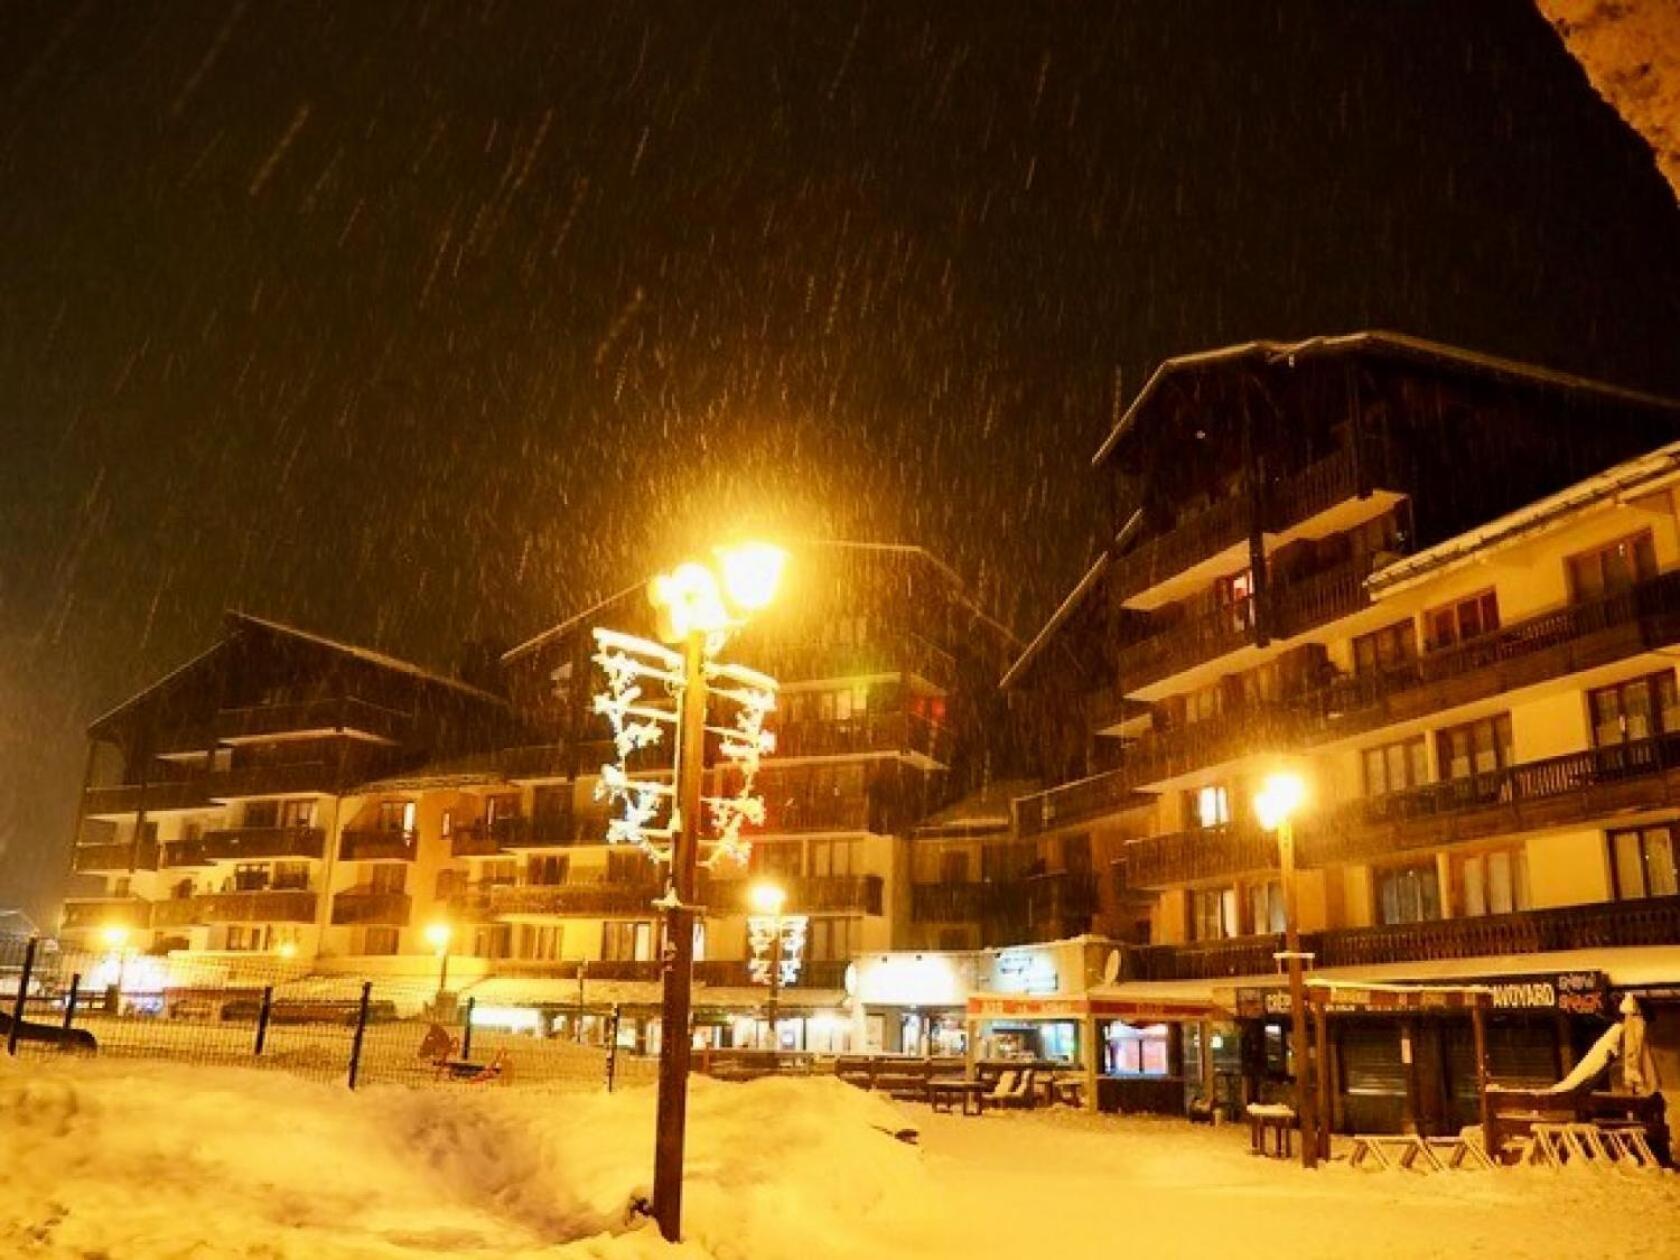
[716,543,786,614]
[749,880,787,915]
[1254,772,1307,832]
[100,925,130,951]
[424,922,453,953]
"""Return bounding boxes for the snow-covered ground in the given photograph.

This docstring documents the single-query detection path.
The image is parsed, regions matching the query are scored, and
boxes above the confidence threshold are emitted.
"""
[3,1056,1679,1259]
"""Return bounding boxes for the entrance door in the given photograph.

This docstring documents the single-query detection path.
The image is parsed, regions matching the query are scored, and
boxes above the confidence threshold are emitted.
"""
[1338,1021,1407,1134]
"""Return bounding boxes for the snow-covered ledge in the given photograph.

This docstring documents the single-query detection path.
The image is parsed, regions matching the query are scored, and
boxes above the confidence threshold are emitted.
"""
[1537,0,1680,200]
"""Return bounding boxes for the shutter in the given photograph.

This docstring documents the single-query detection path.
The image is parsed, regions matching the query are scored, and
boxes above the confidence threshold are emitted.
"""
[1341,1021,1407,1095]
[1485,1019,1559,1089]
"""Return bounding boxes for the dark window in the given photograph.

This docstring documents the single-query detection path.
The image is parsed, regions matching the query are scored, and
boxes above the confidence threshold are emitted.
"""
[1362,737,1429,797]
[1377,860,1441,925]
[1610,825,1680,900]
[1568,531,1657,603]
[1435,714,1513,781]
[1425,591,1499,652]
[1589,672,1680,748]
[1352,621,1418,677]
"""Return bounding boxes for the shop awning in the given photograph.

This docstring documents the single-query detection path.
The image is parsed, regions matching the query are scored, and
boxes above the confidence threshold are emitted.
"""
[967,983,1225,1023]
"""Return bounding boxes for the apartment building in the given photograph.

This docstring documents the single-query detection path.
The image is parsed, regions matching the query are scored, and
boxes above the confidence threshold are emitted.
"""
[61,543,1019,1052]
[997,332,1680,1130]
[60,612,514,960]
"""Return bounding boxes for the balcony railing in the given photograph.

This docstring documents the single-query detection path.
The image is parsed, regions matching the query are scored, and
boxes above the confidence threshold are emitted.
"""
[330,890,414,926]
[164,827,326,866]
[1108,494,1252,606]
[1114,597,1256,692]
[748,633,958,693]
[448,824,504,858]
[985,871,1100,940]
[1121,896,1680,980]
[771,712,952,764]
[910,881,994,922]
[1016,770,1143,838]
[1120,825,1279,890]
[152,890,319,927]
[210,762,337,799]
[216,695,409,744]
[60,897,154,932]
[1299,731,1680,868]
[338,829,418,862]
[82,779,211,817]
[704,874,884,916]
[757,794,875,834]
[473,882,665,917]
[1316,896,1680,968]
[71,841,161,874]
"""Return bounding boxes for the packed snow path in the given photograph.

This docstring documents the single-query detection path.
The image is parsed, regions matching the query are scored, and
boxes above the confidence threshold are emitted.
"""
[2,1058,1677,1258]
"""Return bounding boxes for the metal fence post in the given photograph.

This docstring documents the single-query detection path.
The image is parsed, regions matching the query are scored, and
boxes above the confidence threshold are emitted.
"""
[254,985,274,1057]
[461,996,475,1060]
[346,981,373,1090]
[606,1003,621,1093]
[62,973,81,1034]
[8,937,38,1056]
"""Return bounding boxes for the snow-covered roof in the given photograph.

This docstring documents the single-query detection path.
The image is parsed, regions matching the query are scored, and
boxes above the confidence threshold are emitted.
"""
[228,612,506,704]
[1369,439,1680,598]
[88,641,227,732]
[1093,330,1680,467]
[999,552,1110,691]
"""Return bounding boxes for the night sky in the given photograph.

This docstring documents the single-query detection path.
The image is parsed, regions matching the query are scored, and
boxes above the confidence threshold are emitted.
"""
[3,1,1679,923]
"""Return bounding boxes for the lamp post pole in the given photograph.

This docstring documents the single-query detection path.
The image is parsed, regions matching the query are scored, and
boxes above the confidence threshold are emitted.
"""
[1278,814,1317,1170]
[653,629,707,1243]
[765,912,782,1052]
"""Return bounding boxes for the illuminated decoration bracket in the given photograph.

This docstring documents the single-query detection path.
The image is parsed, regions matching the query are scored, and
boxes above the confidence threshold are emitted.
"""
[589,628,778,872]
[748,913,809,987]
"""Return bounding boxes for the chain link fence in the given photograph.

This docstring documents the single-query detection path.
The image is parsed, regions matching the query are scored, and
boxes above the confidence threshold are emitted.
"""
[0,933,658,1091]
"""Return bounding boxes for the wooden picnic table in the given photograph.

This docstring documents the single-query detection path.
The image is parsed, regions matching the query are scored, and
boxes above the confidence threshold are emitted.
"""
[928,1079,989,1116]
[1247,1104,1296,1158]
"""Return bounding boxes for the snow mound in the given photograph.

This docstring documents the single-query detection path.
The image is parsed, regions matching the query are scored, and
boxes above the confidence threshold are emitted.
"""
[0,1056,922,1259]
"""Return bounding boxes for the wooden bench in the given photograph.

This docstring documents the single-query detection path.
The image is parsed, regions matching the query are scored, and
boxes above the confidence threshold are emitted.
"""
[1247,1104,1296,1158]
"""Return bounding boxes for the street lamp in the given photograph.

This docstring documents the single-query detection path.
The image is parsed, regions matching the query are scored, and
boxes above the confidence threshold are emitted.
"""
[643,541,785,1244]
[1254,770,1316,1170]
[101,924,130,1011]
[749,880,787,1051]
[424,921,453,1002]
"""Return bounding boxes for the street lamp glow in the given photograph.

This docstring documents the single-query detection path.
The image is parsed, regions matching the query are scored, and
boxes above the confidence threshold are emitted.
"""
[749,879,787,915]
[1254,771,1307,831]
[276,940,298,960]
[424,922,452,954]
[100,924,130,951]
[715,542,786,613]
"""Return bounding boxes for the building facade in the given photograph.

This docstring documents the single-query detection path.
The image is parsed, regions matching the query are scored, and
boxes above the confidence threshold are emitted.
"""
[998,332,1680,1130]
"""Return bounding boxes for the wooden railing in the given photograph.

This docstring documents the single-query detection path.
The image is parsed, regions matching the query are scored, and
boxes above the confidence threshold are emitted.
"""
[478,882,664,917]
[166,827,326,866]
[910,882,994,922]
[1270,556,1373,639]
[152,890,319,927]
[83,779,210,816]
[1299,730,1680,867]
[1016,769,1142,838]
[757,793,874,834]
[71,841,161,874]
[338,829,417,862]
[1114,596,1256,692]
[1126,934,1292,982]
[448,825,504,858]
[772,712,952,764]
[1107,493,1252,604]
[216,695,410,744]
[1120,825,1279,890]
[210,761,338,799]
[60,897,155,931]
[330,890,413,926]
[747,632,958,693]
[705,875,885,916]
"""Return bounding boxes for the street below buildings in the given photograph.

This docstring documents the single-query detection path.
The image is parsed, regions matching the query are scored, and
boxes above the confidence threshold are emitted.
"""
[2,1057,1676,1258]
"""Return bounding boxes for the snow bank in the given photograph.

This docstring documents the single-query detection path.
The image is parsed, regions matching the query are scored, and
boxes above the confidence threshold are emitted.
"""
[0,1056,921,1258]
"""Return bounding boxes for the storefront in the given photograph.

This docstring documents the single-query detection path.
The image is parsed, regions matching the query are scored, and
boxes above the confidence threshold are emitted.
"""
[1231,973,1609,1137]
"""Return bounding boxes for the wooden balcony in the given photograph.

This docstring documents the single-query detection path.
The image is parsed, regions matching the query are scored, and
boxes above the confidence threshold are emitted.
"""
[338,829,417,862]
[772,712,952,765]
[330,889,413,926]
[71,840,161,874]
[165,827,327,866]
[216,695,408,744]
[987,871,1100,941]
[757,793,875,834]
[1120,825,1279,890]
[60,897,154,932]
[483,882,664,917]
[1298,731,1680,868]
[1105,432,1406,607]
[1316,896,1680,969]
[910,881,994,922]
[152,890,319,927]
[1015,769,1147,838]
[210,761,337,799]
[748,633,958,693]
[1123,896,1680,981]
[1114,597,1256,692]
[448,824,504,858]
[82,779,211,817]
[705,874,885,916]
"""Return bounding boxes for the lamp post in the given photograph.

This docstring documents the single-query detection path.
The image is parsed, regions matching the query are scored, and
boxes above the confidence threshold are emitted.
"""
[1254,771,1316,1170]
[424,921,452,1008]
[101,924,130,1012]
[750,880,787,1051]
[645,542,785,1243]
